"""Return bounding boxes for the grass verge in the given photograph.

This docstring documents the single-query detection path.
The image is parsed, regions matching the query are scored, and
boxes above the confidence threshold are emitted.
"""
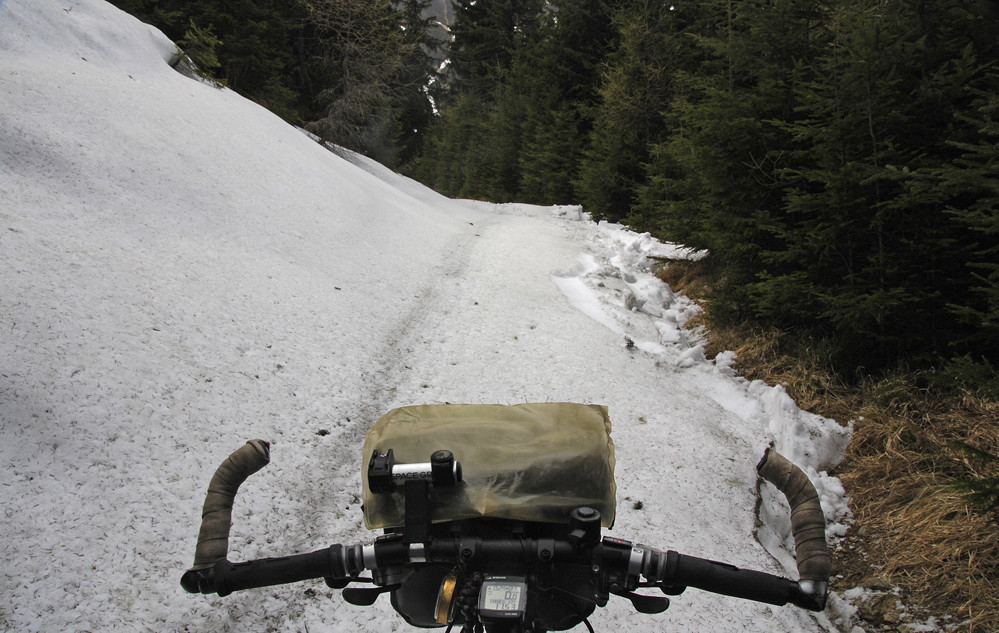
[659,260,999,633]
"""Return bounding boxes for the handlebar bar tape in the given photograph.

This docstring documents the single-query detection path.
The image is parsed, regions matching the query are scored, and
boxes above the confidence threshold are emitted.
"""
[756,448,830,610]
[756,449,830,581]
[188,440,271,571]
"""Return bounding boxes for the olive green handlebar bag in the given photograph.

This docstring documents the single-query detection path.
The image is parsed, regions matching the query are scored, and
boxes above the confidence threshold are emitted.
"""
[361,403,616,529]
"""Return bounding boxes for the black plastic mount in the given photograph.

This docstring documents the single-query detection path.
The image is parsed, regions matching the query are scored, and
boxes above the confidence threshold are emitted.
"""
[367,449,463,544]
[368,449,397,494]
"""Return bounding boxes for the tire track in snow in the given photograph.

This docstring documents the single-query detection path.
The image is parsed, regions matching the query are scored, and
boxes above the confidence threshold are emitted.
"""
[348,223,488,430]
[281,215,492,548]
[206,217,493,633]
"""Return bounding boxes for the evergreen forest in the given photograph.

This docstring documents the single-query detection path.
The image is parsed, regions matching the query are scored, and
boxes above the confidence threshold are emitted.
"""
[109,0,999,387]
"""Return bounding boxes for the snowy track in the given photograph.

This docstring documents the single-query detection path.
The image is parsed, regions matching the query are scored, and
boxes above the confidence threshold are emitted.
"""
[2,2,851,632]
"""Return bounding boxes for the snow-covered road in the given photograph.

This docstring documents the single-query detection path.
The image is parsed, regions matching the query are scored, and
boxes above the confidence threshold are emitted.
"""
[1,2,851,631]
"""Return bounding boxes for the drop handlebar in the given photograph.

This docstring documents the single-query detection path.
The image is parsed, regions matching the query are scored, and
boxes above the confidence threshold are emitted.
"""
[181,442,828,612]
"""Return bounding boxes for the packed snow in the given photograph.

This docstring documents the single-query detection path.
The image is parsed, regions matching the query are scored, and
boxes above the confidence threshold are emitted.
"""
[1,1,855,631]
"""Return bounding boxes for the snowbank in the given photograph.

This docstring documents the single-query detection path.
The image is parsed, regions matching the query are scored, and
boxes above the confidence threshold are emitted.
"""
[547,215,854,553]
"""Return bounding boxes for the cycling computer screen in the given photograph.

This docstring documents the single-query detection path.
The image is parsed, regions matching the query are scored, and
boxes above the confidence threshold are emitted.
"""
[478,576,528,620]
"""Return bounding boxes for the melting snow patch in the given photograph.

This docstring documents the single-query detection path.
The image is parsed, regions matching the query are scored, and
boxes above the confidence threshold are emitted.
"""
[551,221,704,367]
[551,216,854,585]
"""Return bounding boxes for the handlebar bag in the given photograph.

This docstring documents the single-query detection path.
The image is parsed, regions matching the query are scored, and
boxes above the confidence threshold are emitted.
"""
[361,403,616,529]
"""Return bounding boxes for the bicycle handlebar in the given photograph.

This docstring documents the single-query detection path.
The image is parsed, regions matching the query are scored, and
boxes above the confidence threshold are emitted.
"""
[180,441,829,613]
[756,448,830,589]
[180,439,270,592]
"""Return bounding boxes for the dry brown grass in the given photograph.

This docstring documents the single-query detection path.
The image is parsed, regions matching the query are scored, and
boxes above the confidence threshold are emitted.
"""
[841,391,999,632]
[655,258,714,299]
[656,262,999,632]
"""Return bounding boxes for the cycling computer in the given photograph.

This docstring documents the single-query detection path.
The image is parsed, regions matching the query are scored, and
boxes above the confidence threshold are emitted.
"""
[478,576,528,621]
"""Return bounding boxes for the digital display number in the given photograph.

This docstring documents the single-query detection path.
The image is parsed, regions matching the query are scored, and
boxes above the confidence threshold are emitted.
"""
[477,577,527,620]
[482,583,523,611]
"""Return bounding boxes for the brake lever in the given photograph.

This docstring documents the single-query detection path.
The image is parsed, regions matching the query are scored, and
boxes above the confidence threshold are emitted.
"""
[609,586,670,614]
[341,585,397,606]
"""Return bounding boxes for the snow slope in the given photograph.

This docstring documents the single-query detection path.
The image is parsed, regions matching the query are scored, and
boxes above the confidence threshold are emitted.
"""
[0,1,852,631]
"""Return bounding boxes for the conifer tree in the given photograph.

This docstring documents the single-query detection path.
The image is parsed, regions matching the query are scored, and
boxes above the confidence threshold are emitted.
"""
[107,0,312,121]
[925,84,999,366]
[517,0,617,205]
[177,18,222,74]
[302,0,408,149]
[414,91,492,198]
[446,0,543,100]
[759,0,997,369]
[638,0,824,315]
[416,0,545,199]
[576,0,684,226]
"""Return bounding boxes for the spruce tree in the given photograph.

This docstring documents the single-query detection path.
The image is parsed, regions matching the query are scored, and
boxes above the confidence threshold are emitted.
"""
[371,0,439,169]
[516,0,616,205]
[415,0,545,199]
[302,0,405,149]
[761,0,997,370]
[928,84,999,367]
[107,0,313,122]
[576,0,684,226]
[638,0,825,323]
